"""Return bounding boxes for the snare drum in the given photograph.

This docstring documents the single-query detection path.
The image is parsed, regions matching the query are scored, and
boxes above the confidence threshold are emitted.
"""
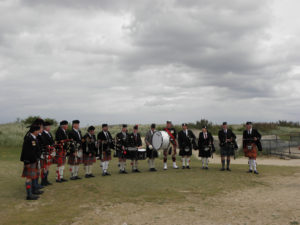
[126,147,138,159]
[152,131,170,150]
[137,149,147,160]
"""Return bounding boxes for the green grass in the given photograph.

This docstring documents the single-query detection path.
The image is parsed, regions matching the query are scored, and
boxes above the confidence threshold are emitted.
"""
[0,146,299,225]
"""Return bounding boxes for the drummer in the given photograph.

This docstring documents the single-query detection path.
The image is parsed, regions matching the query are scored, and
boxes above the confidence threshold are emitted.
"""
[145,123,158,171]
[163,121,178,170]
[129,125,143,173]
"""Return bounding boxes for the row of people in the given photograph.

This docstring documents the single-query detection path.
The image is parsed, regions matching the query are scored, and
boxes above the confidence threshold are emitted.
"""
[20,119,262,200]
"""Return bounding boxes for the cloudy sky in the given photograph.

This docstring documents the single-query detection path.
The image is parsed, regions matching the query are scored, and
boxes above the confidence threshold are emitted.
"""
[0,0,299,126]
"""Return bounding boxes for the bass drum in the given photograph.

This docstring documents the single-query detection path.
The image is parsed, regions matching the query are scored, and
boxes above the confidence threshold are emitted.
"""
[152,131,170,150]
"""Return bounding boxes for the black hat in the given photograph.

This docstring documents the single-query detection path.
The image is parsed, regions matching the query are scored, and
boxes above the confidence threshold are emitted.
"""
[151,123,156,129]
[202,125,207,129]
[32,118,44,126]
[60,120,68,126]
[44,121,52,127]
[88,126,95,131]
[166,120,172,124]
[102,123,108,128]
[182,123,188,126]
[122,124,127,128]
[29,125,41,133]
[133,125,139,130]
[223,122,227,125]
[72,120,80,124]
[246,121,252,125]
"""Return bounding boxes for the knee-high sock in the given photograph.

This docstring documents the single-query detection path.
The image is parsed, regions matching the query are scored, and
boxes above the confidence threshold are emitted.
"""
[85,166,89,175]
[202,158,205,167]
[102,161,106,173]
[226,159,230,168]
[75,165,79,176]
[252,160,257,171]
[25,181,32,197]
[106,161,109,171]
[221,160,225,169]
[60,166,64,179]
[152,159,155,168]
[70,165,75,177]
[182,158,186,166]
[89,165,92,174]
[186,157,190,166]
[205,158,208,167]
[148,159,151,168]
[249,159,253,170]
[56,167,60,180]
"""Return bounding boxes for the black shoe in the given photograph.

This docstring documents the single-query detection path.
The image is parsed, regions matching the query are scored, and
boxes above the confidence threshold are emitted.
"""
[182,166,185,169]
[135,169,141,173]
[226,168,231,171]
[254,171,259,174]
[89,174,95,177]
[32,190,44,195]
[205,167,208,170]
[26,195,39,200]
[102,172,106,176]
[75,176,81,180]
[70,177,76,180]
[186,166,190,169]
[202,166,205,169]
[41,179,47,186]
[61,178,68,182]
[46,180,52,185]
[122,170,128,174]
[85,174,90,178]
[247,170,253,173]
[56,179,62,183]
[105,172,111,176]
[152,168,157,172]
[220,168,225,171]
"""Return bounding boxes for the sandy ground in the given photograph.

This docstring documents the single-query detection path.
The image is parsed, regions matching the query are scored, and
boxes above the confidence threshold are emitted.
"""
[70,172,300,225]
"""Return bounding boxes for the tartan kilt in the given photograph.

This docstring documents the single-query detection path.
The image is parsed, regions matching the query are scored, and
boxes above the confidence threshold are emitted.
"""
[102,151,111,161]
[54,155,66,167]
[179,147,192,156]
[244,144,257,159]
[68,155,82,165]
[40,157,52,168]
[146,147,158,159]
[116,150,127,159]
[83,154,96,165]
[22,162,39,179]
[220,144,235,157]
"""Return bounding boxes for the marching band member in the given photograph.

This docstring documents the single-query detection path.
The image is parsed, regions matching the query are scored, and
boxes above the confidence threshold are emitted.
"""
[39,121,55,186]
[198,126,215,169]
[178,123,197,169]
[218,122,237,171]
[20,125,43,200]
[68,120,83,180]
[116,124,129,174]
[97,124,114,176]
[55,120,69,183]
[163,121,178,170]
[243,122,262,174]
[129,125,143,172]
[145,123,158,171]
[82,126,97,178]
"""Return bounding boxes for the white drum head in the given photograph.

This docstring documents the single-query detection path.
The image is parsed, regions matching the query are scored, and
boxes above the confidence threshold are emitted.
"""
[152,132,163,150]
[138,149,146,152]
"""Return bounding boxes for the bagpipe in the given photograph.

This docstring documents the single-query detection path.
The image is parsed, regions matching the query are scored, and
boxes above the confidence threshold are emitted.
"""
[97,138,116,160]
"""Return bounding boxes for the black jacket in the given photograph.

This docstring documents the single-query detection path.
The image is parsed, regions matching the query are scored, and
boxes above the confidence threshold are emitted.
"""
[198,132,215,151]
[97,131,114,151]
[116,132,129,150]
[218,129,237,147]
[178,130,197,150]
[55,127,68,142]
[82,133,97,155]
[128,132,142,147]
[39,131,55,147]
[20,133,40,164]
[243,129,262,151]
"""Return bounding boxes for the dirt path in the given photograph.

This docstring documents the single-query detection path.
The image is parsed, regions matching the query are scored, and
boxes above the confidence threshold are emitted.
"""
[71,173,300,225]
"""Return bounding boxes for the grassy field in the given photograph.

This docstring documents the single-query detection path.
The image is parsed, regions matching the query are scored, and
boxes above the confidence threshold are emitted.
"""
[0,146,299,225]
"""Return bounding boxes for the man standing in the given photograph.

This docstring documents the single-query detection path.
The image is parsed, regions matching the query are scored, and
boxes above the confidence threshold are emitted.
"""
[82,126,97,178]
[145,123,158,171]
[198,126,215,169]
[39,121,55,186]
[97,124,114,176]
[243,122,262,174]
[68,120,83,180]
[129,125,143,172]
[163,121,178,170]
[218,122,237,171]
[55,120,69,183]
[115,124,129,174]
[178,123,197,169]
[20,125,43,200]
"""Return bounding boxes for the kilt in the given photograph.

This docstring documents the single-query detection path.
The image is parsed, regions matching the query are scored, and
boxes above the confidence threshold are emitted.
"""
[116,150,127,159]
[126,150,138,160]
[199,147,212,158]
[40,157,52,169]
[220,143,235,157]
[244,144,257,159]
[102,151,112,161]
[22,162,39,179]
[55,155,66,167]
[179,147,192,156]
[68,155,82,165]
[146,147,158,159]
[83,154,96,165]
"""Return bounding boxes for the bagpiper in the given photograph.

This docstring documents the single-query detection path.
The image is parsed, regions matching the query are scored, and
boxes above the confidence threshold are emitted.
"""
[82,126,97,178]
[115,124,129,174]
[178,123,197,169]
[145,123,158,171]
[218,122,237,171]
[198,126,215,169]
[68,120,83,180]
[39,121,55,186]
[128,125,143,172]
[20,125,43,200]
[97,124,114,176]
[163,121,178,170]
[243,122,262,174]
[55,120,69,183]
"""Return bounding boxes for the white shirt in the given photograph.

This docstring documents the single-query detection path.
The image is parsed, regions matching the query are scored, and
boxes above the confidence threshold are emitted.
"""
[73,128,81,139]
[203,133,208,139]
[30,133,37,139]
